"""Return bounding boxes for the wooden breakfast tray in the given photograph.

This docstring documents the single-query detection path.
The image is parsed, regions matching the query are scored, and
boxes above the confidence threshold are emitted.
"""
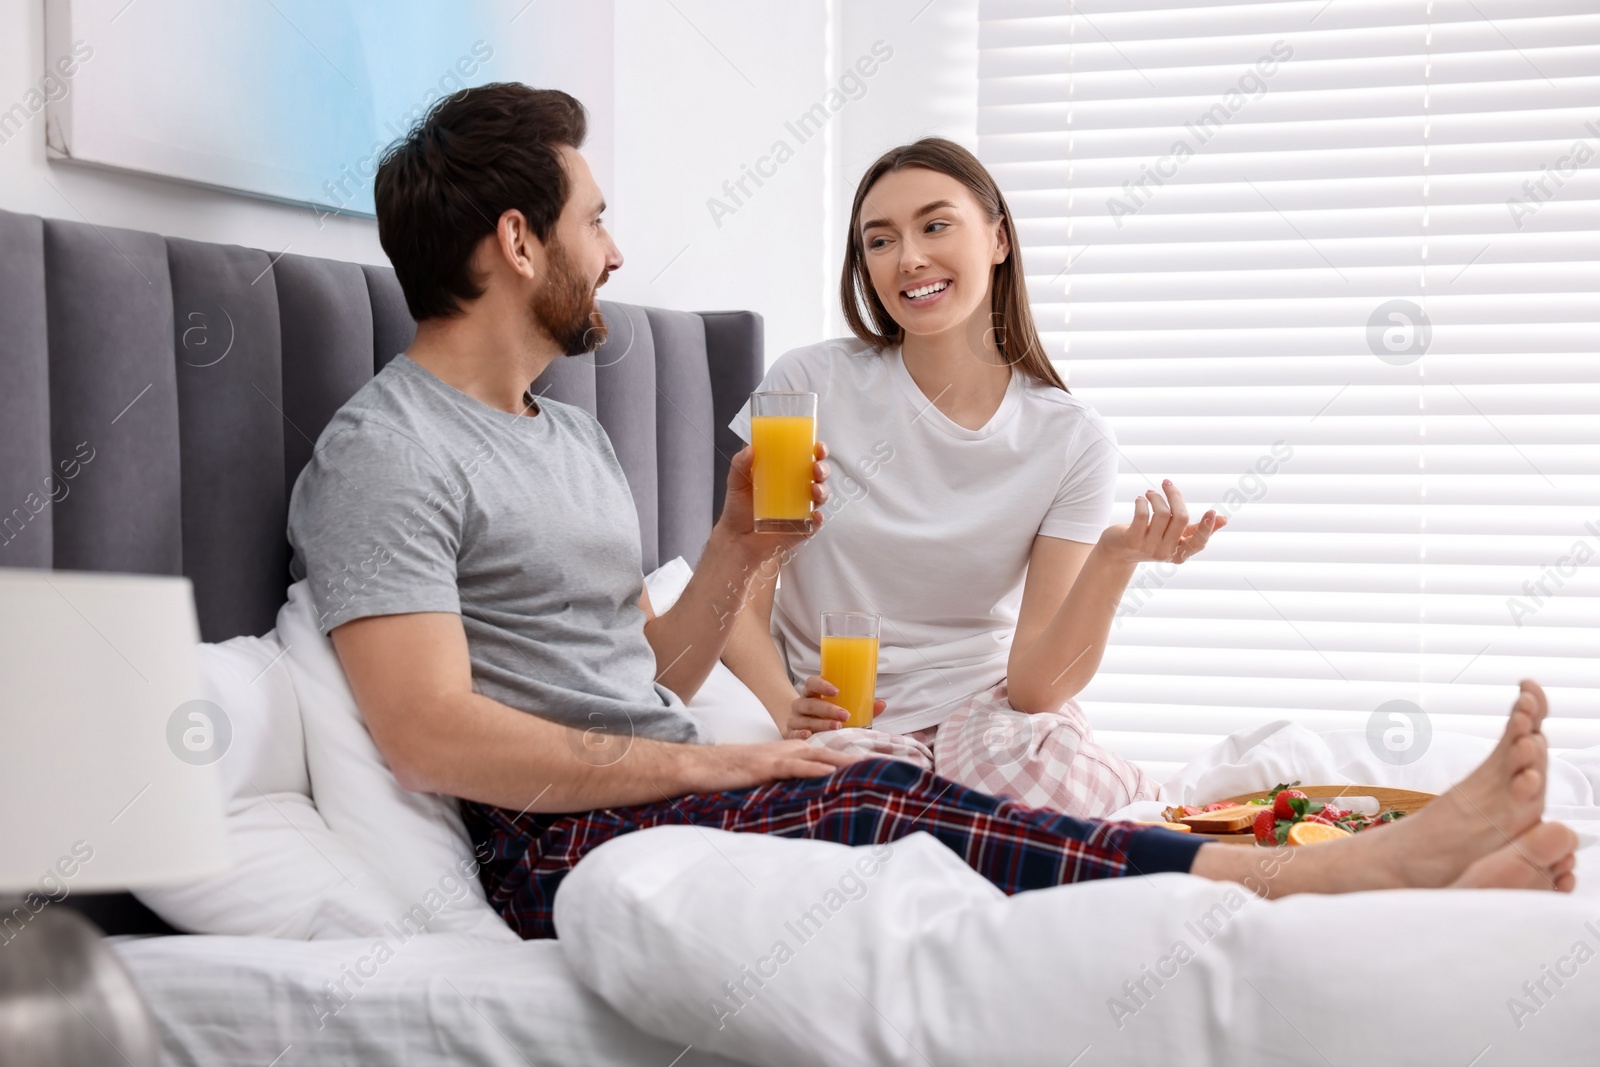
[1190,784,1438,846]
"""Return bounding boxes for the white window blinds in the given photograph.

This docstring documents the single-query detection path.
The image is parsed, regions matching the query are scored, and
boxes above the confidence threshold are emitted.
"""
[979,0,1600,777]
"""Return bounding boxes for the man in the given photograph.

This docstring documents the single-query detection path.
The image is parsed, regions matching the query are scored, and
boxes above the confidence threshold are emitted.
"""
[288,83,1576,941]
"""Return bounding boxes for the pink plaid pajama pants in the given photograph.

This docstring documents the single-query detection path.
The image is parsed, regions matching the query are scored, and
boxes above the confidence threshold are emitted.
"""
[808,682,1159,818]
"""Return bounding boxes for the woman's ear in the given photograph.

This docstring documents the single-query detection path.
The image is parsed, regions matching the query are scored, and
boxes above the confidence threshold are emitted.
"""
[992,218,1011,265]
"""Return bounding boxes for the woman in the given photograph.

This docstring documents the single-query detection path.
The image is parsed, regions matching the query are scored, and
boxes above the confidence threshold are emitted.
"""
[723,138,1226,817]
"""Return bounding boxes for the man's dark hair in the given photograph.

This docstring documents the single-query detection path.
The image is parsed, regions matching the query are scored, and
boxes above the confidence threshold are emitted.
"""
[374,83,587,321]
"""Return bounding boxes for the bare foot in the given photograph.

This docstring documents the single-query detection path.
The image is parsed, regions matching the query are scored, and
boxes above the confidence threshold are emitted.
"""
[1201,681,1559,897]
[1451,821,1579,892]
[1372,679,1552,888]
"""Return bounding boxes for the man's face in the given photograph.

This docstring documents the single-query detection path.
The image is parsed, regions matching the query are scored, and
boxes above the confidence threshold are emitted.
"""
[529,146,623,356]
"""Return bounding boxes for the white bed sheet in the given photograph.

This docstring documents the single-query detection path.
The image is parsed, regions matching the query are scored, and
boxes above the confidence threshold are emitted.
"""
[113,931,741,1067]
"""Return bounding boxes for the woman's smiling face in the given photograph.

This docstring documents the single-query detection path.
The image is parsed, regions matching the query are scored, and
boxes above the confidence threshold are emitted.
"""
[858,165,1009,341]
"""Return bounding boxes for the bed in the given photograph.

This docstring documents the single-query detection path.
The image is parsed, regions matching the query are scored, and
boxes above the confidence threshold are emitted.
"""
[5,205,1598,1066]
[0,205,757,1065]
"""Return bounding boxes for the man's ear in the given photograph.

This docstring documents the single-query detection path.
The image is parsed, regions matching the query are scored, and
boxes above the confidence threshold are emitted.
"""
[495,208,545,283]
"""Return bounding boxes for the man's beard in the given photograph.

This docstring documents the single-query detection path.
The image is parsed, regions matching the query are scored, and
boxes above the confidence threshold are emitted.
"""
[530,238,607,357]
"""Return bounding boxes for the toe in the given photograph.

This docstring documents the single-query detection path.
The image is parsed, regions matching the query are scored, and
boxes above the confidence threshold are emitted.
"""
[1520,821,1577,865]
[1510,733,1544,770]
[1509,765,1545,804]
[1519,679,1550,730]
[1494,703,1536,758]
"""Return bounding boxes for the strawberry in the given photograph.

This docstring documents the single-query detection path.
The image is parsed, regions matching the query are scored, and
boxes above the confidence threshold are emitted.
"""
[1273,789,1308,820]
[1253,808,1278,845]
[1202,801,1235,812]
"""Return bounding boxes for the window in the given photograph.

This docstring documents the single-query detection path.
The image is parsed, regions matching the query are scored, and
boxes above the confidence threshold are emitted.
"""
[980,0,1600,775]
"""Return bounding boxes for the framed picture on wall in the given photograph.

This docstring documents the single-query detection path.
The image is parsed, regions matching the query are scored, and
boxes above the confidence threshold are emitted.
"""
[42,0,510,218]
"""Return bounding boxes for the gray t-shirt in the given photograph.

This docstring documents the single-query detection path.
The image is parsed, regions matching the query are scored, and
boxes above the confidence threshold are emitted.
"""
[287,354,700,744]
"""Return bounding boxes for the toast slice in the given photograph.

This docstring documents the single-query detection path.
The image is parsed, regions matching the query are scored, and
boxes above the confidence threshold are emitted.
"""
[1176,804,1259,833]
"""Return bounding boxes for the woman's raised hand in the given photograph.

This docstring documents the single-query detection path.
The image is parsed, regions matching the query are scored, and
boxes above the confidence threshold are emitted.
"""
[784,675,886,740]
[1098,479,1227,565]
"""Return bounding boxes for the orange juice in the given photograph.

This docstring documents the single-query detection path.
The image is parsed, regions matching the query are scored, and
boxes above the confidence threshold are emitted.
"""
[751,414,815,526]
[820,634,879,729]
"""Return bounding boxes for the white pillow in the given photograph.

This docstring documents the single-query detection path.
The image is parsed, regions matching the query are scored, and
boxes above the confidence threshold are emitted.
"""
[645,557,783,744]
[204,632,310,800]
[686,662,784,744]
[134,634,404,938]
[276,583,514,940]
[642,556,695,612]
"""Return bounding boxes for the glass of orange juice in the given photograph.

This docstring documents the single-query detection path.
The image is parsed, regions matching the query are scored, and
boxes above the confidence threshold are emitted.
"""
[820,611,880,729]
[750,391,817,534]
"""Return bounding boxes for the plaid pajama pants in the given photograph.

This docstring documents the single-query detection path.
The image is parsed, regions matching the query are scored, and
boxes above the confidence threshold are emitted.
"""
[808,683,1160,818]
[461,757,1202,940]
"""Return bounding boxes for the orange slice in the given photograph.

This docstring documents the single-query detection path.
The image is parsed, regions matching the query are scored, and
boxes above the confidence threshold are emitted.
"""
[1287,821,1352,846]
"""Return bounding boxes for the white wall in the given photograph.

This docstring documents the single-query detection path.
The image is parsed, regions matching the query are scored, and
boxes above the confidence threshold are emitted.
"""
[2,0,976,364]
[830,0,978,340]
[604,0,978,360]
[604,0,830,361]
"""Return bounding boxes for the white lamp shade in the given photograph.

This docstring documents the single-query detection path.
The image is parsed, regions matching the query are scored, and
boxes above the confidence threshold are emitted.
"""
[0,569,228,894]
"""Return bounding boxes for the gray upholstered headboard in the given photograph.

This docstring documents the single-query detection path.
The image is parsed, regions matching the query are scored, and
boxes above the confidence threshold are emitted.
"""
[0,207,762,644]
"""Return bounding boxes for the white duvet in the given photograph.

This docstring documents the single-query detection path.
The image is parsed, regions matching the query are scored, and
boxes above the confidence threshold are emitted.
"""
[555,725,1600,1066]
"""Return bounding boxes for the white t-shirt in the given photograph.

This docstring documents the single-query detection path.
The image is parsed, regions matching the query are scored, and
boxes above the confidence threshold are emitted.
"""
[730,338,1120,733]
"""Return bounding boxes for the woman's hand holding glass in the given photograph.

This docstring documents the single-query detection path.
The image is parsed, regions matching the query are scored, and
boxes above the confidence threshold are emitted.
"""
[784,675,886,740]
[1098,479,1227,565]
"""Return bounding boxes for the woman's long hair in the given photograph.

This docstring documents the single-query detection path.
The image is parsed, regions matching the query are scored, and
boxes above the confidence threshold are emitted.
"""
[840,137,1067,392]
